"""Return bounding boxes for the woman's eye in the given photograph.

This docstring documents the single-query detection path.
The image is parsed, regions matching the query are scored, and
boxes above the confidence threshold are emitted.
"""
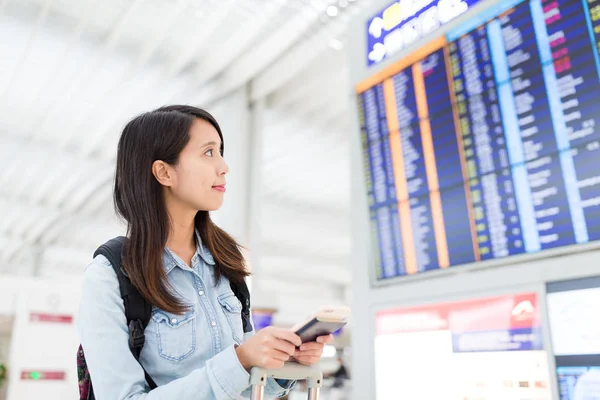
[205,149,213,157]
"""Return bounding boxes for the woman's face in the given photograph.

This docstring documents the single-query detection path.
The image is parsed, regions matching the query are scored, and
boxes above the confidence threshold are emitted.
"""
[168,118,229,212]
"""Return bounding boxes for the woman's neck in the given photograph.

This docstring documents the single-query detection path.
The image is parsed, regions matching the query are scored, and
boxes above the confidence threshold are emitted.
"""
[166,207,197,267]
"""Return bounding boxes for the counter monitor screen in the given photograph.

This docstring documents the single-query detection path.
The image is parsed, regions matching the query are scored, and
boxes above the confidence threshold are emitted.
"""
[374,293,552,399]
[547,276,600,399]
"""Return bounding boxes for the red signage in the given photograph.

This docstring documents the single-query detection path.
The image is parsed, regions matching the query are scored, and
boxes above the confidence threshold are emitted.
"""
[29,313,73,324]
[376,293,539,335]
[20,370,66,381]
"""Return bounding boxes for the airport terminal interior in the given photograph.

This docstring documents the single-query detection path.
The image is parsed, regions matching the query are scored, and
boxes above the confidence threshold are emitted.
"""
[1,0,600,398]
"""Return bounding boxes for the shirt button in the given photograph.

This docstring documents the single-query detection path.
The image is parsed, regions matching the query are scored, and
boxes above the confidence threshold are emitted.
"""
[211,321,217,327]
[171,318,177,324]
[198,290,204,296]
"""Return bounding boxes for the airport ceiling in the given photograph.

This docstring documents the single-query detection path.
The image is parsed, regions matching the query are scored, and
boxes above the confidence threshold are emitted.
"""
[0,0,369,296]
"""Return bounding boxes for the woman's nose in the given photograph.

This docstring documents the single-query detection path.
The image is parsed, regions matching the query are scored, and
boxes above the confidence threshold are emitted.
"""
[219,159,229,175]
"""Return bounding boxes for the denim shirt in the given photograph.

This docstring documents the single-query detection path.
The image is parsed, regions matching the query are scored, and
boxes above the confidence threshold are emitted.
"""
[77,233,294,400]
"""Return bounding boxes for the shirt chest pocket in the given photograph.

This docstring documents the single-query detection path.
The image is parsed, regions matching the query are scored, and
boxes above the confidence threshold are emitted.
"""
[218,293,243,345]
[151,307,196,362]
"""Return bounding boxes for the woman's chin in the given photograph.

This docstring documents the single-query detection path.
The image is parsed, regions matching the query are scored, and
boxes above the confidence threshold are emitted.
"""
[196,201,223,212]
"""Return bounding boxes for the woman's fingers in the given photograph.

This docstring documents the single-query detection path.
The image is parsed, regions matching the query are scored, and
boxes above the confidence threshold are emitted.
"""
[294,339,328,362]
[295,348,322,357]
[299,342,324,352]
[269,328,302,347]
[316,334,334,344]
[294,355,321,365]
[269,348,292,362]
[270,337,297,356]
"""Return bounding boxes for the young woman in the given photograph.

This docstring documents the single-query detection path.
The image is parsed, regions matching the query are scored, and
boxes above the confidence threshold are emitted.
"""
[77,105,333,399]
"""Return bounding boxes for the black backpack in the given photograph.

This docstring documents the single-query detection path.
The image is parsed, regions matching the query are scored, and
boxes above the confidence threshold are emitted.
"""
[77,236,253,400]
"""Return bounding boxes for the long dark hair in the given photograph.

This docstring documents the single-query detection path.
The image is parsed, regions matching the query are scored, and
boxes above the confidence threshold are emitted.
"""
[114,105,249,314]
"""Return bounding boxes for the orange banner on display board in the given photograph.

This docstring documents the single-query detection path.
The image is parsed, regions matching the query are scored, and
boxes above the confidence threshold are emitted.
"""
[442,46,481,262]
[382,79,418,275]
[412,62,450,269]
[355,36,448,94]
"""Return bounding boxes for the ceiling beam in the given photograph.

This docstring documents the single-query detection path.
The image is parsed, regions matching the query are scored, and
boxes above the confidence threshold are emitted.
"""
[251,8,354,102]
[0,0,54,101]
[14,0,99,134]
[164,0,238,77]
[81,0,239,157]
[265,49,346,109]
[190,0,288,87]
[189,0,341,107]
[58,0,191,153]
[30,0,145,144]
[0,0,11,18]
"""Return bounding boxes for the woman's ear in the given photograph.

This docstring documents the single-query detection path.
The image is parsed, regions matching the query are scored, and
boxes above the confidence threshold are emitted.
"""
[152,160,174,187]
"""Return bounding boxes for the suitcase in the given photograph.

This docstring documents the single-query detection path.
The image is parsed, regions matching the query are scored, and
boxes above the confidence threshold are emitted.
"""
[249,362,323,400]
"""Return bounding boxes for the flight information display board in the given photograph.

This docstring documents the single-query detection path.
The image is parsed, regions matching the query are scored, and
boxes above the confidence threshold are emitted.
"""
[357,0,600,280]
[547,276,600,400]
[374,292,552,399]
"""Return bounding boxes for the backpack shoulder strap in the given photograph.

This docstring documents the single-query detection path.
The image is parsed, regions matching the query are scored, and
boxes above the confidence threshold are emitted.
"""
[94,237,152,332]
[94,237,156,389]
[230,278,253,333]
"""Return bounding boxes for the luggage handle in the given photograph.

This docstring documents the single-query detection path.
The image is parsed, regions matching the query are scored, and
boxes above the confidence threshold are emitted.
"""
[250,362,323,400]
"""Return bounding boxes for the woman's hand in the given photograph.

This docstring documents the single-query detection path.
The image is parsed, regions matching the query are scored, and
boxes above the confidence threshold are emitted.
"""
[293,334,335,366]
[235,327,302,370]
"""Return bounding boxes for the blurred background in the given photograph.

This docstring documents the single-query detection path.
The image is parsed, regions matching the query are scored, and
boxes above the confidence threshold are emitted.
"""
[0,0,361,398]
[1,0,600,399]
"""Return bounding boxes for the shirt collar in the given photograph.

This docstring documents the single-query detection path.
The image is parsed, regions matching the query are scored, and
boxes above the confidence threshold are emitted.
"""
[194,230,215,266]
[162,230,215,274]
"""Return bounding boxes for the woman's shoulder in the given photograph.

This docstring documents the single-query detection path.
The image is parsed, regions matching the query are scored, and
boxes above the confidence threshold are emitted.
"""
[78,255,127,336]
[79,254,126,320]
[82,254,120,292]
